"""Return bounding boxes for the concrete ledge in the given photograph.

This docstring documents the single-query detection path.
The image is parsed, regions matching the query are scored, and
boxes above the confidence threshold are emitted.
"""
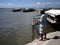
[25,31,60,45]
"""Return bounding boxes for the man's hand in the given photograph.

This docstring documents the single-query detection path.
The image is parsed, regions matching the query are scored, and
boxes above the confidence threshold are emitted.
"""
[33,22,40,26]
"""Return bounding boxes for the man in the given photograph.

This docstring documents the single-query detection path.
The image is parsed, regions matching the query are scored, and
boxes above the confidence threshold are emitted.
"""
[33,9,47,41]
[39,9,47,41]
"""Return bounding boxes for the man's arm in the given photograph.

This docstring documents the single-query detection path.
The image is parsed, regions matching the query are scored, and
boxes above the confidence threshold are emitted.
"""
[34,14,44,26]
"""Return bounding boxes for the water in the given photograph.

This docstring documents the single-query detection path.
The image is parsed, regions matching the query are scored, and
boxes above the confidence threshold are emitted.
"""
[0,8,58,45]
[0,8,39,45]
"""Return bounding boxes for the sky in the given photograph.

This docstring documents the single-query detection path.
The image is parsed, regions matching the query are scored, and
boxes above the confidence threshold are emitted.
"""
[0,0,60,8]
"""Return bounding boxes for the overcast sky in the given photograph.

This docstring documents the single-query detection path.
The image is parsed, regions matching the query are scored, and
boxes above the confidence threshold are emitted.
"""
[0,0,60,8]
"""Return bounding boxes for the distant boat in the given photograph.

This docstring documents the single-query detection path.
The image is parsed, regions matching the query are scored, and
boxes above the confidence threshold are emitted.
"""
[45,9,60,24]
[12,9,22,12]
[23,8,36,12]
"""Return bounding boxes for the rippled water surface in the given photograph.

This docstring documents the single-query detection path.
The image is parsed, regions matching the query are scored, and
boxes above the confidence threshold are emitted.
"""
[0,8,39,45]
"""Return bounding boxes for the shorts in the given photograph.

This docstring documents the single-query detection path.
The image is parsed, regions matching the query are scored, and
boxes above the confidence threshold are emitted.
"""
[39,24,46,34]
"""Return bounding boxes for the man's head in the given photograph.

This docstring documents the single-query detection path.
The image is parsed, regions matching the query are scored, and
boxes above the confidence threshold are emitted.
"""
[40,9,45,14]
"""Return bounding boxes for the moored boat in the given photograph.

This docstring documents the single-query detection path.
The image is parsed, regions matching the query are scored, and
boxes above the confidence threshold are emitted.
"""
[45,9,60,24]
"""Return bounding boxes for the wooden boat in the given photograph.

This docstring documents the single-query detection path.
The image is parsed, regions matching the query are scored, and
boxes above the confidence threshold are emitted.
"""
[45,9,60,24]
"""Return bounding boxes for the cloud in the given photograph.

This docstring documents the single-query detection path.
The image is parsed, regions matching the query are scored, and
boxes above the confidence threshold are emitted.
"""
[36,2,41,5]
[36,2,52,6]
[42,2,60,6]
[0,1,60,8]
[7,3,15,6]
[0,3,15,6]
[47,2,52,5]
[56,2,60,4]
[0,2,15,8]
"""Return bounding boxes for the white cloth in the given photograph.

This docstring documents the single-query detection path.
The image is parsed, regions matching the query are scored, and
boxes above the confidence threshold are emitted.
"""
[38,14,47,34]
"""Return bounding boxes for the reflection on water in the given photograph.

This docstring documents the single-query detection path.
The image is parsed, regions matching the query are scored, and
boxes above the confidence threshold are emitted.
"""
[32,26,35,41]
[50,23,60,31]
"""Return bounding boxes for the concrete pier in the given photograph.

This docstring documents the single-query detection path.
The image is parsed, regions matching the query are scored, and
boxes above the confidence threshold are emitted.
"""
[26,31,60,45]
